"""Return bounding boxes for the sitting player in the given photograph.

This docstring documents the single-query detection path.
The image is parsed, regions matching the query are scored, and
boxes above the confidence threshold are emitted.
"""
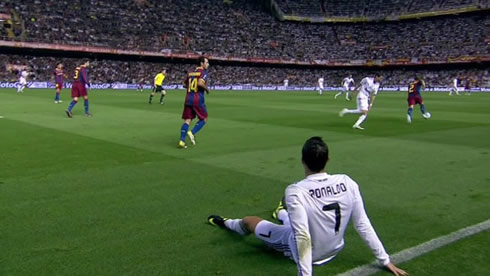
[208,137,408,276]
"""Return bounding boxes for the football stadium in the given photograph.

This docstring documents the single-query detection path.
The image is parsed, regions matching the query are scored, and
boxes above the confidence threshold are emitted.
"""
[1,0,489,275]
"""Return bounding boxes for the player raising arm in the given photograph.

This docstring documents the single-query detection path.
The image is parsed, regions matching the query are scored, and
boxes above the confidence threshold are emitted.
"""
[208,137,408,276]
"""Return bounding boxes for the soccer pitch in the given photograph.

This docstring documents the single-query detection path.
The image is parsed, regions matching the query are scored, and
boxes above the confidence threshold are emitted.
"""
[1,88,489,275]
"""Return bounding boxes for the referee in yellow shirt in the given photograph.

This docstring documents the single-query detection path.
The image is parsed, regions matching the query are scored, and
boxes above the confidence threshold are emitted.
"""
[149,69,167,104]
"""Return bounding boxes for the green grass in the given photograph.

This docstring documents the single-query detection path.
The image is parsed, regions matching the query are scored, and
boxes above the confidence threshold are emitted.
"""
[1,88,489,275]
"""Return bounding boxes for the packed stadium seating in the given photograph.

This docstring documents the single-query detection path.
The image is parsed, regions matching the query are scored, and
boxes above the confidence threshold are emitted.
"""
[1,54,487,88]
[1,0,488,61]
[275,0,485,17]
[0,1,488,87]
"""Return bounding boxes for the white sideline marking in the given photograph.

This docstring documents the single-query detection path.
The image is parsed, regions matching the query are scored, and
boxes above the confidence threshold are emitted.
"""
[0,116,4,119]
[337,219,490,276]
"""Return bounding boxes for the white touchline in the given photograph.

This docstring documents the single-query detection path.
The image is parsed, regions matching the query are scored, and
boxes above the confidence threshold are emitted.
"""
[337,219,490,276]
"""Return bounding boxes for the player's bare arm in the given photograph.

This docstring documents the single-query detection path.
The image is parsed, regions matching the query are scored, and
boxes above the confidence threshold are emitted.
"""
[198,78,209,94]
[369,95,376,110]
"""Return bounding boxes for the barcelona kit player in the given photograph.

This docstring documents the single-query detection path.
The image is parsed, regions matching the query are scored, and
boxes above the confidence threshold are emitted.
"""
[407,76,430,123]
[149,69,166,104]
[53,63,66,103]
[178,56,210,148]
[66,61,91,118]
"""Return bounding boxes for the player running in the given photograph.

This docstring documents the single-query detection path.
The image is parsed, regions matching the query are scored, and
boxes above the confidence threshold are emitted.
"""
[407,76,430,123]
[339,73,382,130]
[178,56,210,148]
[137,78,144,92]
[334,74,354,100]
[53,63,66,103]
[65,61,91,118]
[149,69,166,104]
[208,137,408,276]
[449,78,460,96]
[16,69,29,93]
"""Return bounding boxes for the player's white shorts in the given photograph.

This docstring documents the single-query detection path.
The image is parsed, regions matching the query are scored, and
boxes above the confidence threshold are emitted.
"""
[255,220,297,261]
[317,85,324,90]
[19,78,27,85]
[343,85,349,91]
[255,220,337,266]
[357,95,370,111]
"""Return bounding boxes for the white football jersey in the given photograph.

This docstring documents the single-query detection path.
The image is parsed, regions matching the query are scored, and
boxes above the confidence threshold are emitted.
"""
[359,77,379,98]
[343,77,354,87]
[284,79,289,87]
[20,71,28,79]
[453,78,457,86]
[285,172,390,276]
[318,78,324,85]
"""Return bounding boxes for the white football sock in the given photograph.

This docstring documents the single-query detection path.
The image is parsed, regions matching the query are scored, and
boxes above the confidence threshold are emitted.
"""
[345,109,361,114]
[354,114,367,126]
[224,219,249,235]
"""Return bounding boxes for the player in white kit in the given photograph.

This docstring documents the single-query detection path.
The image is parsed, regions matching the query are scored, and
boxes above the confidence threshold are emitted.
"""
[339,73,382,130]
[208,137,408,276]
[284,79,289,89]
[316,77,324,95]
[17,69,29,93]
[449,78,460,96]
[335,75,354,100]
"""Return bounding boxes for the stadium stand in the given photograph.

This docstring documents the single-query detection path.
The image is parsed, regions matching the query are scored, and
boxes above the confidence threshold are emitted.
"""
[275,0,487,17]
[1,54,488,87]
[0,0,488,61]
[0,0,488,87]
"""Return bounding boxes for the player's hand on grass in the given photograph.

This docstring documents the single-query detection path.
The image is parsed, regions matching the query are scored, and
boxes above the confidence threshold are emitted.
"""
[386,262,408,276]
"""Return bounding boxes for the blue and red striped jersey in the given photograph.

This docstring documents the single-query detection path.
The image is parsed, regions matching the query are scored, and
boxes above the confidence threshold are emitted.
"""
[184,67,208,107]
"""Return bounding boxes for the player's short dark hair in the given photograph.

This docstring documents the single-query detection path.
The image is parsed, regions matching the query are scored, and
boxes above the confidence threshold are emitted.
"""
[198,56,207,65]
[302,137,329,173]
[375,73,381,78]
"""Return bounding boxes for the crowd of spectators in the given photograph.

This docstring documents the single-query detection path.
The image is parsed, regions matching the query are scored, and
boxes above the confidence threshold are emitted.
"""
[0,0,488,62]
[2,54,488,88]
[276,0,487,18]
